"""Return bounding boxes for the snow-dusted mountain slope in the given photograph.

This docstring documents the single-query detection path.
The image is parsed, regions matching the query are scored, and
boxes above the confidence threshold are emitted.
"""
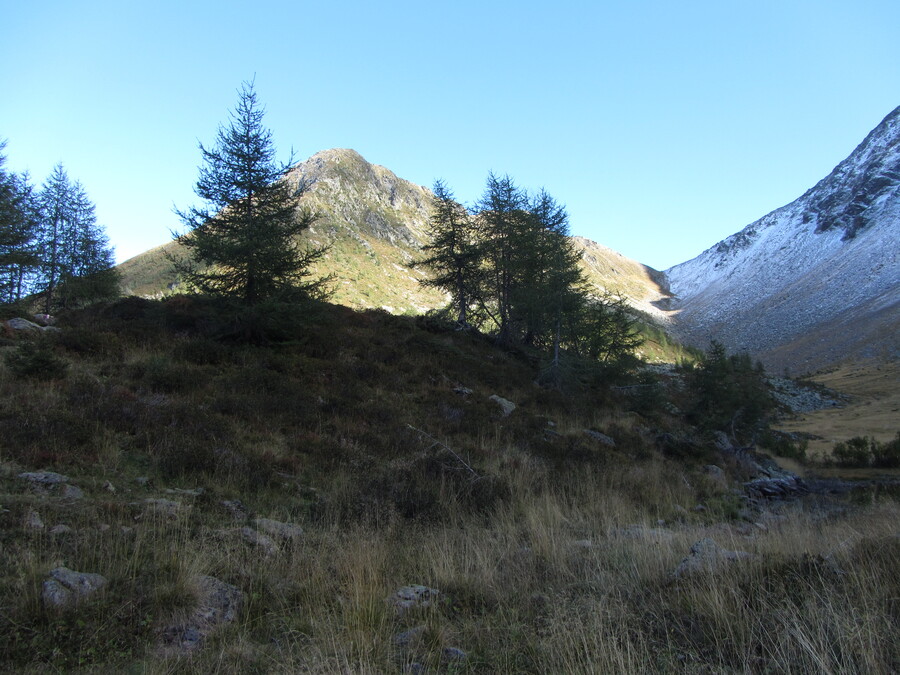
[665,107,900,373]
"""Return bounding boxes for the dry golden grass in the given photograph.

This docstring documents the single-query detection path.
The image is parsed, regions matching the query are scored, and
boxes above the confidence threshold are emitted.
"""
[775,360,900,464]
[1,299,897,672]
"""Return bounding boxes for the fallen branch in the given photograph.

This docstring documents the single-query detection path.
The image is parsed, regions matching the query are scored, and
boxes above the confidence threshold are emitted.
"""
[406,425,479,478]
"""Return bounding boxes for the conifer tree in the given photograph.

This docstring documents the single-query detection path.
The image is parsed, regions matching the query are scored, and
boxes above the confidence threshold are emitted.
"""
[475,173,529,341]
[175,80,327,305]
[414,180,482,326]
[36,164,118,311]
[0,141,40,303]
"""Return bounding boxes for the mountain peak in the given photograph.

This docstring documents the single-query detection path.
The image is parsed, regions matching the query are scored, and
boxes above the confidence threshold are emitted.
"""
[665,107,900,372]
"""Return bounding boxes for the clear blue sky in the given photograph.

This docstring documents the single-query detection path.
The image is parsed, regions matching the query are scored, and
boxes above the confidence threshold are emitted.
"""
[2,1,897,271]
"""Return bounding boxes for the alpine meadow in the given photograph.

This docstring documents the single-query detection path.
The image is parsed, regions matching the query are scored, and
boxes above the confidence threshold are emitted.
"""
[1,79,898,674]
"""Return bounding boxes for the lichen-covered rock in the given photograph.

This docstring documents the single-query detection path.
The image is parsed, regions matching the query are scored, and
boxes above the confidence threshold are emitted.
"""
[42,567,107,607]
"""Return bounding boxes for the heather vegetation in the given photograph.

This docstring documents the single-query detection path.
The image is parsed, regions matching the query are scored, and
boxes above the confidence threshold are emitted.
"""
[0,297,897,672]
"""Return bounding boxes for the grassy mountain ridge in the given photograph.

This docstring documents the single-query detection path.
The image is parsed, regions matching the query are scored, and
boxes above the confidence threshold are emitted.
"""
[118,149,674,324]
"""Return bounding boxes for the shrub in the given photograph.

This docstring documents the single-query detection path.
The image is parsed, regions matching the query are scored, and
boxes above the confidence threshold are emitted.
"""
[832,436,872,467]
[871,432,900,468]
[3,339,68,380]
[759,429,808,463]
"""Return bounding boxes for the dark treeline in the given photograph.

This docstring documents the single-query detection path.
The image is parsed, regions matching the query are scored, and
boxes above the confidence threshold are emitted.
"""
[415,176,642,367]
[0,140,119,312]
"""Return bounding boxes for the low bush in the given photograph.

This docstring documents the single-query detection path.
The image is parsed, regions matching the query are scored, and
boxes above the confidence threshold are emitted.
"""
[3,339,68,380]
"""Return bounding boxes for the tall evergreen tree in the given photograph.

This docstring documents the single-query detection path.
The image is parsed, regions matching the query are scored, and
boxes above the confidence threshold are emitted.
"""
[175,80,327,305]
[36,165,118,311]
[413,180,482,326]
[0,141,40,303]
[474,173,529,341]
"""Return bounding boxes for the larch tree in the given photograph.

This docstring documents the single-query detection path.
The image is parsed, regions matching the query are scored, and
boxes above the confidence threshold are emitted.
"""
[0,141,40,303]
[413,180,483,326]
[36,164,118,311]
[175,80,327,305]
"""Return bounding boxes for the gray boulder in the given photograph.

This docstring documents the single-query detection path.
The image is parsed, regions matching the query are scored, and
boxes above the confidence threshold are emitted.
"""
[42,567,107,607]
[6,318,42,333]
[488,394,516,417]
[18,471,69,485]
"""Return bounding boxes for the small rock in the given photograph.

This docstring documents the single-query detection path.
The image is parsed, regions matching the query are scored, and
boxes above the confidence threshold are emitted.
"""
[584,429,616,447]
[673,538,753,578]
[23,508,44,530]
[392,625,426,648]
[221,499,249,521]
[240,527,277,556]
[18,471,69,485]
[711,431,733,452]
[42,567,107,607]
[488,394,516,417]
[136,498,185,518]
[97,523,111,532]
[102,481,116,493]
[391,585,440,614]
[49,524,74,535]
[615,525,674,543]
[442,647,467,663]
[61,484,84,500]
[453,386,473,396]
[160,575,243,653]
[254,517,304,542]
[32,313,56,326]
[164,487,204,497]
[135,477,151,487]
[704,464,727,488]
